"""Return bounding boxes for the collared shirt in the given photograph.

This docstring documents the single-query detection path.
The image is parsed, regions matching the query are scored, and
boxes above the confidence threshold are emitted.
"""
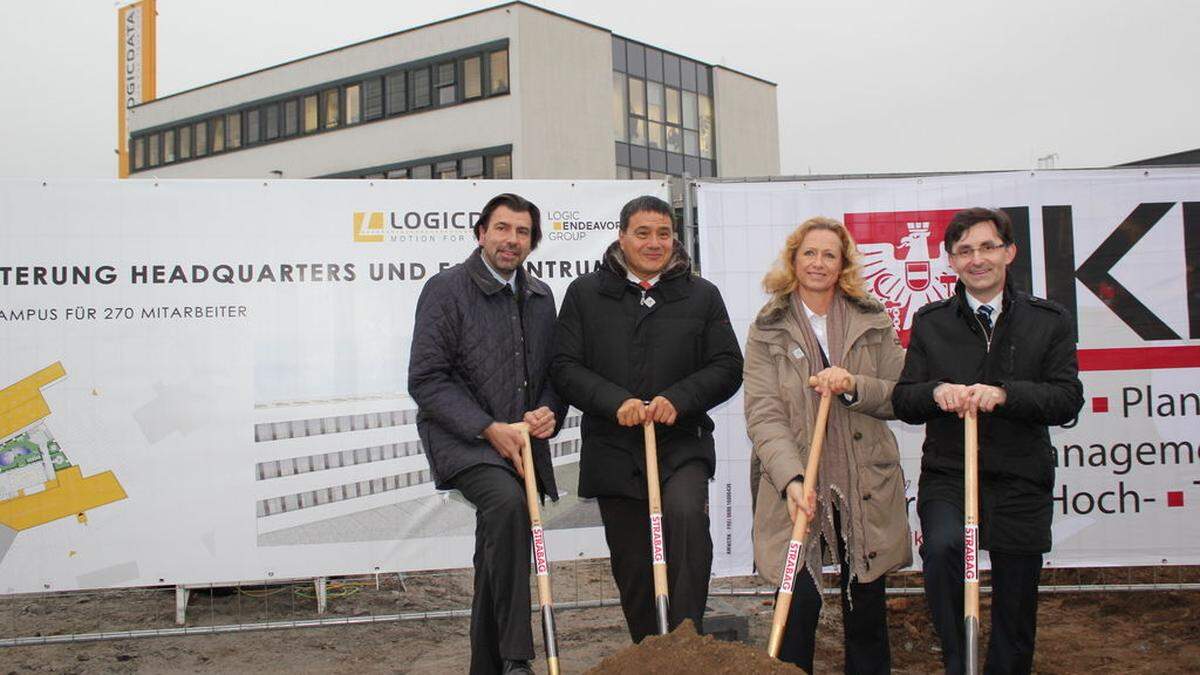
[480,252,518,294]
[801,300,830,362]
[626,271,661,288]
[802,298,856,404]
[965,289,1004,322]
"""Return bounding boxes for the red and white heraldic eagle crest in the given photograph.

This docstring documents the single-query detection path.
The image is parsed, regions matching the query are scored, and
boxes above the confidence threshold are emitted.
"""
[845,209,962,347]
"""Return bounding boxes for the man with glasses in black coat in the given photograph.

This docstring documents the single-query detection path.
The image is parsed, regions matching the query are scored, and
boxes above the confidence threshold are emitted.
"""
[893,207,1083,674]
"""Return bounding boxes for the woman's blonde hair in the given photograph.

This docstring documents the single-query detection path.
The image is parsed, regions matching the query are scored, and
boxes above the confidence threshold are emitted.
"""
[762,216,868,301]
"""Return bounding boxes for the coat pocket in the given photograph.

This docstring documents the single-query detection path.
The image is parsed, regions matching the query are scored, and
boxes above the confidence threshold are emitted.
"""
[857,457,910,565]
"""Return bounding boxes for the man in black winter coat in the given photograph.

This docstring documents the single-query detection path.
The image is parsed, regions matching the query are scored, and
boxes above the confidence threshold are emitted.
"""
[408,193,565,675]
[551,195,743,643]
[892,207,1083,675]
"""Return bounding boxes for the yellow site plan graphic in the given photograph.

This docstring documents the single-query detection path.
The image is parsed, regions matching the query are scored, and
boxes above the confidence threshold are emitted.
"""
[0,363,127,546]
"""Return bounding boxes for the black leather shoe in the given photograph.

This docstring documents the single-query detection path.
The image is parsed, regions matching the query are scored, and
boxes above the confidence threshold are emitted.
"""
[501,659,534,675]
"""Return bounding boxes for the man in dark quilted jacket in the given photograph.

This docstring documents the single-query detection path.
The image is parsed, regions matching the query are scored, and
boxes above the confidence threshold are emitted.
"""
[408,193,565,675]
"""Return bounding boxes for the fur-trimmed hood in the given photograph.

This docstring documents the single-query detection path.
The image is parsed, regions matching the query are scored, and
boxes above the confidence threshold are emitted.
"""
[601,238,692,281]
[753,289,885,329]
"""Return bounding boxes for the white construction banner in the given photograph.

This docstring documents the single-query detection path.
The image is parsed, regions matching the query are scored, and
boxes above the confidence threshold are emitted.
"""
[699,168,1200,576]
[0,178,664,594]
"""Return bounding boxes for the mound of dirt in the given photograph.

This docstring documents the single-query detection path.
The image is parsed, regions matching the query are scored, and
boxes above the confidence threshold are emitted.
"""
[584,620,802,674]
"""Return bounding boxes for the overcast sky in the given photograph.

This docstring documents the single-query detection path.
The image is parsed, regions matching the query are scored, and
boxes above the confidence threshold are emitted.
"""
[1,0,1197,178]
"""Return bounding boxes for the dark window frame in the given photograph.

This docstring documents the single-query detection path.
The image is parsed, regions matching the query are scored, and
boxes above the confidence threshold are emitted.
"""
[435,60,456,107]
[320,145,513,180]
[343,83,362,126]
[410,66,431,110]
[246,108,261,145]
[461,55,483,101]
[363,77,383,121]
[613,37,718,179]
[178,124,192,160]
[487,49,509,95]
[264,103,280,140]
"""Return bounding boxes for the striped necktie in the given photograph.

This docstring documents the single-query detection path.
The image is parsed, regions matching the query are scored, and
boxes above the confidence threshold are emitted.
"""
[976,304,994,338]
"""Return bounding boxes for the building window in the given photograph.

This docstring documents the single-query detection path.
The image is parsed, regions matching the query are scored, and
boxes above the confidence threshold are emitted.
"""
[410,68,431,109]
[463,56,482,100]
[179,125,191,160]
[461,155,484,178]
[613,36,715,179]
[386,168,408,179]
[264,103,280,140]
[663,52,681,88]
[211,117,225,152]
[385,72,406,115]
[322,88,339,129]
[629,77,645,116]
[246,109,260,144]
[647,121,664,151]
[163,129,176,163]
[436,62,456,106]
[363,78,383,120]
[682,91,698,129]
[613,72,627,142]
[681,58,697,91]
[303,94,319,133]
[284,100,299,137]
[194,121,207,156]
[488,50,509,94]
[666,125,683,154]
[629,117,646,147]
[133,137,145,170]
[665,87,681,125]
[344,84,361,125]
[436,159,457,179]
[148,133,161,167]
[626,42,645,78]
[226,112,241,149]
[491,154,512,179]
[410,164,432,179]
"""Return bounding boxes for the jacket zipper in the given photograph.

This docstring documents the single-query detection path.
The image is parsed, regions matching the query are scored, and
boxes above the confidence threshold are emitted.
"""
[973,310,1000,353]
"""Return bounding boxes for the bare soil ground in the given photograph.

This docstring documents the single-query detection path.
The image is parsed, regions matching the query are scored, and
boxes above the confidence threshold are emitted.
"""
[2,563,1198,674]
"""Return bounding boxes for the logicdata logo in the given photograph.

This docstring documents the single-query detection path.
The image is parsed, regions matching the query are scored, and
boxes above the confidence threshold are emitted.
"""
[353,212,385,243]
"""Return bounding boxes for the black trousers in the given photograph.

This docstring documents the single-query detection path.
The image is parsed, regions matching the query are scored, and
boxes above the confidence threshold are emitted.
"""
[451,465,534,675]
[597,460,712,643]
[777,508,891,674]
[919,499,1043,675]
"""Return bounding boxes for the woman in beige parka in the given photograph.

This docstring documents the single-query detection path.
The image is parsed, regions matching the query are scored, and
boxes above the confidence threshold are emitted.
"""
[745,216,911,673]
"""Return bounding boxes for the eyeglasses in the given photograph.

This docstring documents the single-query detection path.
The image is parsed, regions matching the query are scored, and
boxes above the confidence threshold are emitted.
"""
[950,242,1009,260]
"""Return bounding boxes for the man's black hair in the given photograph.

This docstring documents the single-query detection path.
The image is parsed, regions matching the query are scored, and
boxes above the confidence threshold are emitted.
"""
[619,195,674,232]
[474,193,542,250]
[943,207,1014,252]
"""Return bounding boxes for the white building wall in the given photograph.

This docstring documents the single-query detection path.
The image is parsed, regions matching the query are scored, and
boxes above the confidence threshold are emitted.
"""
[712,67,779,178]
[512,6,614,179]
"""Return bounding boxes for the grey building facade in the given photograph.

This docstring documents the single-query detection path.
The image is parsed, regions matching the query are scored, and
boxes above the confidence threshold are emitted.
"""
[126,2,780,184]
